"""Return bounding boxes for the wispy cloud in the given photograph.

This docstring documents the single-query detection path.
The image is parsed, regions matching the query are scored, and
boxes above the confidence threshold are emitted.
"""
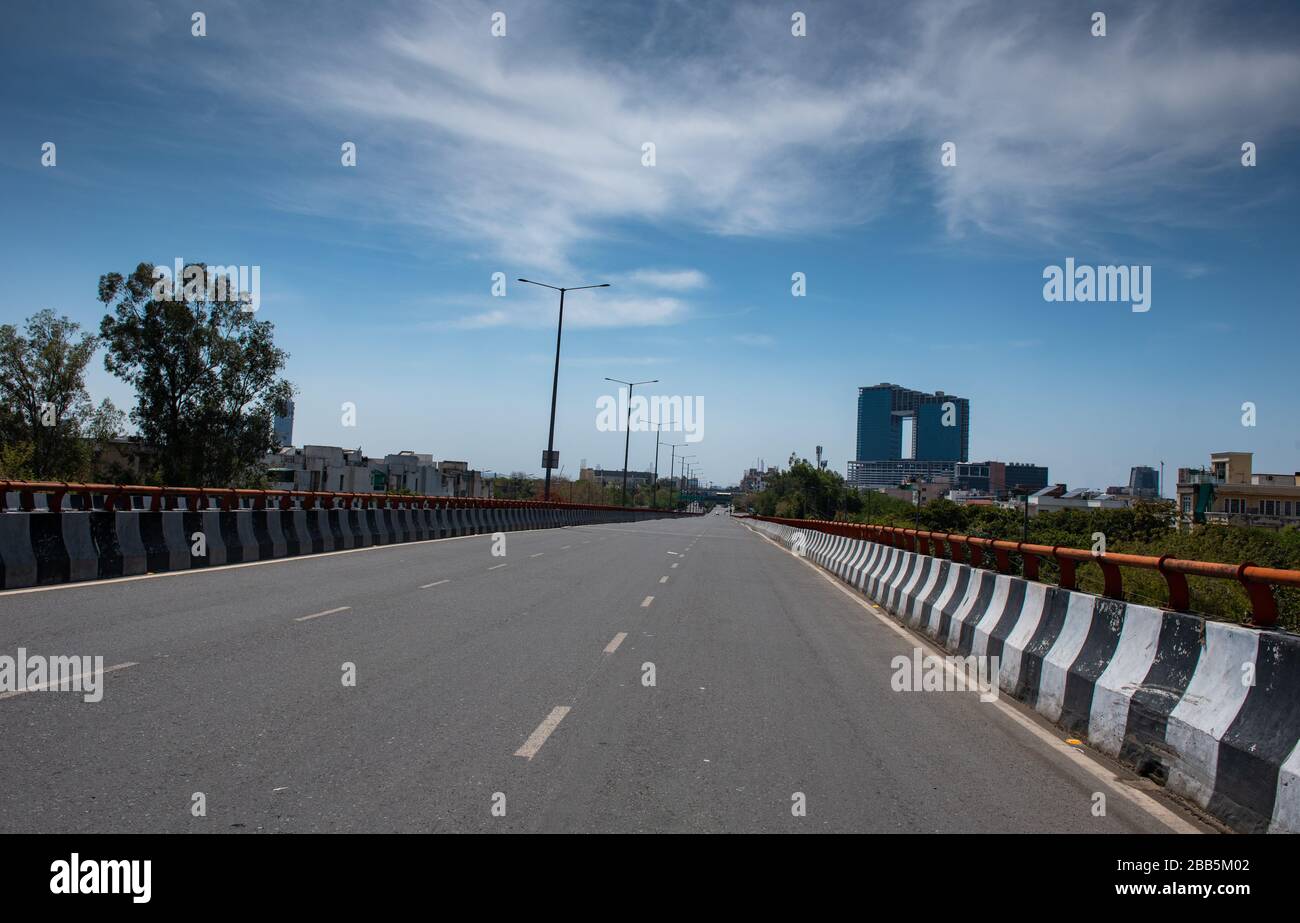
[622,268,708,291]
[158,0,1300,268]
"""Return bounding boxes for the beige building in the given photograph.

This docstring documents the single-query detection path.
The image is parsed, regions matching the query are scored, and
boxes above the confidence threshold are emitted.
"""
[1176,452,1300,527]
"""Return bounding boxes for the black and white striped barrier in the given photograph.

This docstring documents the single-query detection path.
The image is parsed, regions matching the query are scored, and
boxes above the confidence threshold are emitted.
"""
[0,505,684,592]
[747,518,1300,834]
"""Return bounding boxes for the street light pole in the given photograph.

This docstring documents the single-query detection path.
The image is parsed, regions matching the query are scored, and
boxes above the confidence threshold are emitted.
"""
[651,420,663,509]
[518,278,610,500]
[664,442,683,510]
[605,376,657,507]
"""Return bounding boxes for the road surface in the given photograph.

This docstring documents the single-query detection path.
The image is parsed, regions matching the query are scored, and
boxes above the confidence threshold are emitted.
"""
[0,513,1207,833]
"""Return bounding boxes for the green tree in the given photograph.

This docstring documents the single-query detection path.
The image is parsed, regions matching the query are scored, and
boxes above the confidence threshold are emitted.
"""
[98,262,293,487]
[0,309,122,480]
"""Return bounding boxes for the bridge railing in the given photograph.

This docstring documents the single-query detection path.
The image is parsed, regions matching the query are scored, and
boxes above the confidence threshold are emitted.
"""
[0,479,699,517]
[745,514,1300,627]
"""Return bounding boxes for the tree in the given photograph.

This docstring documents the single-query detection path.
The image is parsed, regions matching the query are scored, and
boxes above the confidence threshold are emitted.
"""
[0,309,122,480]
[98,262,293,487]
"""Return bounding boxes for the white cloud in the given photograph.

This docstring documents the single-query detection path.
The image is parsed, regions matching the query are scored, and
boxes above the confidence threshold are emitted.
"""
[454,291,686,330]
[623,269,708,291]
[201,0,1300,267]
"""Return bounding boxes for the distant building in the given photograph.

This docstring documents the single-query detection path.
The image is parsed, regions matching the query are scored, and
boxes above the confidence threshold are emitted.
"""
[875,477,952,506]
[266,444,376,493]
[1128,465,1160,499]
[1005,463,1050,495]
[739,466,777,493]
[1021,484,1137,515]
[580,467,654,488]
[847,459,955,490]
[264,445,493,497]
[272,400,294,449]
[1176,451,1300,527]
[856,383,970,463]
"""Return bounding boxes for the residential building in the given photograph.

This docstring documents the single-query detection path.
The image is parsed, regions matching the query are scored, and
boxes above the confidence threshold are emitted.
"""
[266,445,378,493]
[264,446,493,497]
[1176,451,1300,527]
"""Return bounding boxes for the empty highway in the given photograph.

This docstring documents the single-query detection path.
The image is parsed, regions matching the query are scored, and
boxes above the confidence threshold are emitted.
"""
[0,513,1207,833]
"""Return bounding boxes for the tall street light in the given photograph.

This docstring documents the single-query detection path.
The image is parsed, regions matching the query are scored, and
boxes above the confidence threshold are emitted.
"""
[663,441,683,509]
[650,416,673,509]
[605,376,658,507]
[680,455,697,500]
[518,278,610,500]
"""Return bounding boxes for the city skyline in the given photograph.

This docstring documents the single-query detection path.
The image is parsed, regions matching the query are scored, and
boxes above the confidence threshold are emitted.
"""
[3,0,1299,492]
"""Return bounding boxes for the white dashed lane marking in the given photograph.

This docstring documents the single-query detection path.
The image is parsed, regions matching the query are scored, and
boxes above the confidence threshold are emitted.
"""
[603,632,628,654]
[295,606,351,622]
[515,706,571,760]
[0,662,138,701]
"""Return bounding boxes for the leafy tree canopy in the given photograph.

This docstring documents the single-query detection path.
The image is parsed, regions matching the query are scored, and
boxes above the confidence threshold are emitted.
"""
[98,262,292,487]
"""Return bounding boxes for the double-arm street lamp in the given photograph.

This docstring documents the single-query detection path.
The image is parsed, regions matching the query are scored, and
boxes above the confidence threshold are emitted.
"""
[518,278,610,500]
[604,376,657,507]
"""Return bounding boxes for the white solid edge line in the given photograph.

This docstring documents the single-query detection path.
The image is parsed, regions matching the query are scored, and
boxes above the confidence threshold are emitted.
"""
[295,605,352,622]
[743,523,1203,836]
[514,705,571,760]
[420,579,450,589]
[641,596,655,607]
[604,632,628,654]
[0,662,138,700]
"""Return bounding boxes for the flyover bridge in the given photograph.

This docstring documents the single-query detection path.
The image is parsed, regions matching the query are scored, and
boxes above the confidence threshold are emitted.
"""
[1,481,1296,834]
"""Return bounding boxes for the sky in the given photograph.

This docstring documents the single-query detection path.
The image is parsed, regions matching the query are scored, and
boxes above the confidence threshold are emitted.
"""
[2,0,1299,491]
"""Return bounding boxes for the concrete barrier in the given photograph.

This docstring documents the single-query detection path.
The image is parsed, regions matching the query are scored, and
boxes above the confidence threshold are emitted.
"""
[746,517,1300,834]
[1,502,690,592]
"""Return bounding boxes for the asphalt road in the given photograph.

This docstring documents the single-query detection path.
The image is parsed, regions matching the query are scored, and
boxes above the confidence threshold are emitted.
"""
[0,512,1207,833]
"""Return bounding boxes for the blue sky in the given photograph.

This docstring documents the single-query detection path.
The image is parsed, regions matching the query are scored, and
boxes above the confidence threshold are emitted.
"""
[3,0,1299,490]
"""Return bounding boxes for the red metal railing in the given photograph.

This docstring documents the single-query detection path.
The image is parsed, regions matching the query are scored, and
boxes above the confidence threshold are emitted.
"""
[0,480,698,517]
[747,515,1300,628]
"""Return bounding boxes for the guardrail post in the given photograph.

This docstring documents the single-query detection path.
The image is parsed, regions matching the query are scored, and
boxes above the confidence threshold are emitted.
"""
[1095,555,1124,600]
[1020,546,1040,582]
[1156,555,1190,612]
[1054,548,1077,590]
[1237,564,1278,627]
